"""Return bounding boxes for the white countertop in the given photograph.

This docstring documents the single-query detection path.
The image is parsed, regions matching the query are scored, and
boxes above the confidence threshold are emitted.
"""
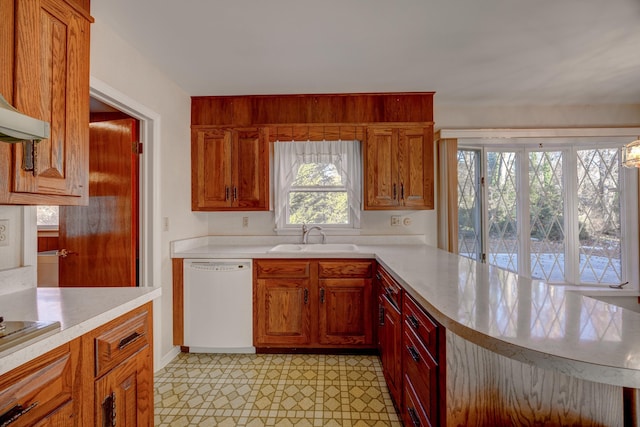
[0,286,161,376]
[172,236,640,388]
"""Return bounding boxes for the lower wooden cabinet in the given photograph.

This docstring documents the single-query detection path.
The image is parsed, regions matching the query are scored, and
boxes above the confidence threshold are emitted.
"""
[378,292,402,408]
[401,293,444,427]
[254,259,375,350]
[84,302,153,427]
[0,340,80,426]
[0,303,153,427]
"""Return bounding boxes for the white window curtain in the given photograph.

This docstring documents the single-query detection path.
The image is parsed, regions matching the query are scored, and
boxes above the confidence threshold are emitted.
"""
[274,140,362,229]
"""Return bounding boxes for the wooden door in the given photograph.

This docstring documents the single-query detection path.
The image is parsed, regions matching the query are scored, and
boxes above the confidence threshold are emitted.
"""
[379,295,402,406]
[232,128,268,210]
[95,349,152,427]
[10,0,89,203]
[318,278,373,345]
[58,119,138,287]
[255,278,311,346]
[192,129,232,209]
[398,127,434,209]
[364,127,399,209]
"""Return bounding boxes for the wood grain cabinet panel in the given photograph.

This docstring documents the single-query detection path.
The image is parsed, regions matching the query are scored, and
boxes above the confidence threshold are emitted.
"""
[0,341,80,427]
[364,126,434,210]
[402,293,445,427]
[254,259,375,350]
[254,278,312,346]
[318,278,373,345]
[192,127,268,211]
[83,303,153,427]
[0,0,91,205]
[376,265,403,408]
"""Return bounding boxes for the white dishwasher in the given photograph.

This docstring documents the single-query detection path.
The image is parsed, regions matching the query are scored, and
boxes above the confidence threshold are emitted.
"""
[183,259,254,353]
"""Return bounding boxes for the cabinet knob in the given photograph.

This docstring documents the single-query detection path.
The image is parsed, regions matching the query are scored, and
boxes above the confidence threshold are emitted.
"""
[406,345,420,363]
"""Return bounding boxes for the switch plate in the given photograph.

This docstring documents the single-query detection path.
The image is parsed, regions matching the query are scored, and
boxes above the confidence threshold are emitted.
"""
[162,217,169,232]
[242,217,249,228]
[391,215,401,226]
[0,219,8,246]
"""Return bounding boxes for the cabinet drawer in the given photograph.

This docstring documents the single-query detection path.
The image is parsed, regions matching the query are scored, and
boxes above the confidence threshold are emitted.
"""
[404,294,438,357]
[95,310,149,378]
[403,376,432,427]
[0,344,73,427]
[403,327,438,423]
[376,266,402,309]
[318,261,373,278]
[255,260,311,278]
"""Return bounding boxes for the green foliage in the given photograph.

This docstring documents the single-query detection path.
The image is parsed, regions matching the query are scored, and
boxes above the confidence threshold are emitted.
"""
[289,162,349,225]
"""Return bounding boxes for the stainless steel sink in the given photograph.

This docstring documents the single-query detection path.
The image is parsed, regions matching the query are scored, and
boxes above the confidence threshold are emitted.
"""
[269,243,359,253]
[0,319,61,354]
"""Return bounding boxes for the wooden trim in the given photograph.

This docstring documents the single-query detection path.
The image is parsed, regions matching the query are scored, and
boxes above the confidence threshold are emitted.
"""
[172,258,184,346]
[192,93,434,126]
[438,127,640,139]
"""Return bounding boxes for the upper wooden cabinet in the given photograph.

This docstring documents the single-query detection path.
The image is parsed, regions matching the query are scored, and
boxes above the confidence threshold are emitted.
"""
[364,126,434,210]
[191,127,269,211]
[0,0,92,205]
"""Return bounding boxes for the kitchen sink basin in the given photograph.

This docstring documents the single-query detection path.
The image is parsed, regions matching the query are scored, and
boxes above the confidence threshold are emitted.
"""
[269,243,359,253]
[0,319,61,354]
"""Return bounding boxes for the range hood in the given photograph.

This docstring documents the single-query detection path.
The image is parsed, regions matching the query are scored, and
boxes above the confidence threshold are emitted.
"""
[0,92,50,143]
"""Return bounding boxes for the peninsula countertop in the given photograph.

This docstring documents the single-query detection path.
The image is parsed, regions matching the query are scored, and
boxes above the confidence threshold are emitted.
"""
[0,286,161,376]
[172,236,640,388]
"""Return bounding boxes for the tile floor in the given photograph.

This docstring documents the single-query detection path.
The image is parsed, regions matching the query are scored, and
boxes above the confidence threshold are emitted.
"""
[154,353,402,426]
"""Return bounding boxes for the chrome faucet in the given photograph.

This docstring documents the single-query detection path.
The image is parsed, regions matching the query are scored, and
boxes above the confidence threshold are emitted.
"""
[302,224,326,244]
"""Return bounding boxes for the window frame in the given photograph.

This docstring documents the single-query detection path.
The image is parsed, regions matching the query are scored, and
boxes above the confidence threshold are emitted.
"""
[273,140,362,233]
[458,137,639,287]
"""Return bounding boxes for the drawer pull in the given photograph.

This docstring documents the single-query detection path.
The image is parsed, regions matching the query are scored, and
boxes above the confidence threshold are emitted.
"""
[118,331,143,350]
[407,314,420,330]
[0,401,38,427]
[407,345,420,363]
[407,406,421,426]
[102,392,116,427]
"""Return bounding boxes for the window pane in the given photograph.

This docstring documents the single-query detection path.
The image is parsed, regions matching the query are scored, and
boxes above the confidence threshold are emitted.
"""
[37,206,59,227]
[288,191,348,224]
[528,151,565,282]
[577,148,622,284]
[293,163,343,186]
[457,149,482,260]
[486,151,519,273]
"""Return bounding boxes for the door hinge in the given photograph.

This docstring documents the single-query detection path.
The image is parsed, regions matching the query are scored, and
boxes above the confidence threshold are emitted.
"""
[132,141,143,154]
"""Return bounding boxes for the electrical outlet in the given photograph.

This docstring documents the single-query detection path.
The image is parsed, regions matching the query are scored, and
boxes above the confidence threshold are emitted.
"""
[0,219,8,247]
[242,217,249,228]
[403,217,413,226]
[162,217,169,232]
[390,215,401,226]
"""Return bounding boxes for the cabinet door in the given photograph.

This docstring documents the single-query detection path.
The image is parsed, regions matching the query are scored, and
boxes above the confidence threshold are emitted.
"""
[7,0,90,204]
[364,127,400,208]
[95,348,152,427]
[318,278,373,345]
[232,128,268,210]
[255,278,311,346]
[379,295,402,407]
[398,127,434,209]
[192,129,233,209]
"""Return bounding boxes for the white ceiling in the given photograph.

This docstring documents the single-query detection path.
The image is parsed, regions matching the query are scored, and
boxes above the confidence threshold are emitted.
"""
[92,0,640,106]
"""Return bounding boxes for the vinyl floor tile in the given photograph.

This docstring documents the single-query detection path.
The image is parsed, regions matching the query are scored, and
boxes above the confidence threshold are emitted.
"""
[155,353,401,426]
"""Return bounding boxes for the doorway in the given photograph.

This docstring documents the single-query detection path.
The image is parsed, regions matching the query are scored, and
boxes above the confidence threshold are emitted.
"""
[36,77,160,289]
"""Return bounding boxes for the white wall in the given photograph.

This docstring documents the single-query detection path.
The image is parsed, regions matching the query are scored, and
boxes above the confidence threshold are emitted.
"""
[0,206,23,271]
[90,19,208,367]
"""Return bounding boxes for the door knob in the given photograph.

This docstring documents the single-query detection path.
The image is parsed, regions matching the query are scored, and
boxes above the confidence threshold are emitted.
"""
[56,248,77,258]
